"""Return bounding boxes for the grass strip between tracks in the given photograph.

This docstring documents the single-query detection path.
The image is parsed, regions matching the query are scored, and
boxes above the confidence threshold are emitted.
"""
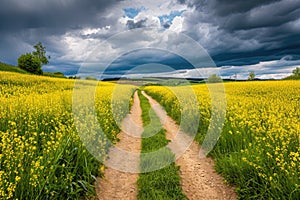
[137,90,186,200]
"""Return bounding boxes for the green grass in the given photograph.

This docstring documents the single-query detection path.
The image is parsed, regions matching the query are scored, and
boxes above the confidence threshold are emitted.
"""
[144,83,300,199]
[137,90,186,200]
[0,73,136,199]
[43,72,66,78]
[0,61,66,78]
[0,62,28,74]
[283,75,300,80]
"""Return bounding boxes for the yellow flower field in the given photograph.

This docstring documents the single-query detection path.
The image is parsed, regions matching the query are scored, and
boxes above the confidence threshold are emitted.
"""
[145,81,300,199]
[0,72,135,199]
[1,71,299,199]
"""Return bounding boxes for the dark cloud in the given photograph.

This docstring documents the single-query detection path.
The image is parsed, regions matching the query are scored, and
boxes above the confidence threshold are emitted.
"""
[163,23,171,29]
[0,0,121,65]
[103,48,194,75]
[43,63,80,76]
[208,0,281,16]
[126,19,147,29]
[182,0,300,67]
[0,0,299,79]
[0,0,119,32]
[177,0,187,4]
[218,1,300,31]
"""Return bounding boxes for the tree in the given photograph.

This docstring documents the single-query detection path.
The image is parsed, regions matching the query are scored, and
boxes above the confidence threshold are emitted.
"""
[292,67,300,76]
[248,71,256,80]
[53,72,64,76]
[207,74,222,83]
[17,42,49,74]
[33,42,50,65]
[18,53,42,74]
[85,76,97,80]
[283,67,300,80]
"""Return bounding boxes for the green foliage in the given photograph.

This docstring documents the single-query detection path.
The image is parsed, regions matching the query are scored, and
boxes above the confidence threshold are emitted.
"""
[18,53,43,75]
[68,76,81,79]
[207,74,222,83]
[293,67,300,76]
[43,71,66,78]
[85,76,97,80]
[137,91,186,200]
[161,79,189,86]
[0,62,28,74]
[283,75,300,80]
[17,42,50,74]
[0,61,67,79]
[283,67,300,80]
[33,42,49,65]
[248,71,256,80]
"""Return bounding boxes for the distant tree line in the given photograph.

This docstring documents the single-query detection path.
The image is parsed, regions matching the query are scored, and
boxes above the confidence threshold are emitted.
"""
[207,74,222,83]
[207,68,300,82]
[283,67,300,80]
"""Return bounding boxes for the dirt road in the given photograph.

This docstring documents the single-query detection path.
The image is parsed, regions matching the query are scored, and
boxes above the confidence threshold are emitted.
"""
[142,91,237,200]
[96,91,143,200]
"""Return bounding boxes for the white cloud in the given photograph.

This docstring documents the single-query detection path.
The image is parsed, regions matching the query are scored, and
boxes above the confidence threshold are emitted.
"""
[13,0,297,79]
[142,59,300,80]
[81,26,111,36]
[219,59,300,79]
[169,16,184,32]
[119,0,186,17]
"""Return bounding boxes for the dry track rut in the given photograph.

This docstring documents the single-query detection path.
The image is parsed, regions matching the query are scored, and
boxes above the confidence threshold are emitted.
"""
[142,91,237,200]
[96,91,143,200]
[95,90,237,200]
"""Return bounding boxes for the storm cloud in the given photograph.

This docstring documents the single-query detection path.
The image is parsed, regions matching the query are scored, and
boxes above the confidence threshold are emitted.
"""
[126,19,148,29]
[0,0,119,31]
[0,0,299,78]
[181,0,300,68]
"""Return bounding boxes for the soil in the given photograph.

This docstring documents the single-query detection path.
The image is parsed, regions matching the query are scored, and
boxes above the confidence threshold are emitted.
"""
[95,90,237,200]
[142,91,237,200]
[95,91,143,200]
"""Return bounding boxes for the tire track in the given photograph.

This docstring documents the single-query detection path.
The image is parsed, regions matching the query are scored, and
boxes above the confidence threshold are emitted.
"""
[142,91,237,200]
[96,91,143,200]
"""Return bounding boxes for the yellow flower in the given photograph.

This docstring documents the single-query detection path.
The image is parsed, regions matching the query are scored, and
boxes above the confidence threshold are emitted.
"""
[15,176,21,182]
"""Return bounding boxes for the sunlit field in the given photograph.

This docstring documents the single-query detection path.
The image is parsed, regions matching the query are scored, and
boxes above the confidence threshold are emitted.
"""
[0,72,135,199]
[0,71,299,199]
[145,81,300,199]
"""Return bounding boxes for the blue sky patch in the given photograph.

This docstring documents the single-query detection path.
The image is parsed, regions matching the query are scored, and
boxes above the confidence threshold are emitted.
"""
[123,7,144,19]
[158,10,185,26]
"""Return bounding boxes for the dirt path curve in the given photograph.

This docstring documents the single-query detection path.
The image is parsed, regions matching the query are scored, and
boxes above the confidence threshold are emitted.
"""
[142,91,237,200]
[96,91,143,200]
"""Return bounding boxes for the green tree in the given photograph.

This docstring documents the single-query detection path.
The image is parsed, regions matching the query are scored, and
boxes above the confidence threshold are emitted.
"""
[248,71,256,80]
[17,42,50,74]
[207,74,222,83]
[283,67,300,80]
[18,53,42,74]
[33,42,50,65]
[85,76,97,80]
[292,67,300,76]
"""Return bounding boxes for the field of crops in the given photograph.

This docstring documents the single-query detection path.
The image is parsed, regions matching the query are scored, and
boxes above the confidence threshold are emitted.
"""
[0,72,135,199]
[144,81,300,199]
[1,71,299,199]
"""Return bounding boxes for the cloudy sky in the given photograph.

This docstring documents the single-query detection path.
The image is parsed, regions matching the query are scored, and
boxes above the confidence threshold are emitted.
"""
[0,0,300,79]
